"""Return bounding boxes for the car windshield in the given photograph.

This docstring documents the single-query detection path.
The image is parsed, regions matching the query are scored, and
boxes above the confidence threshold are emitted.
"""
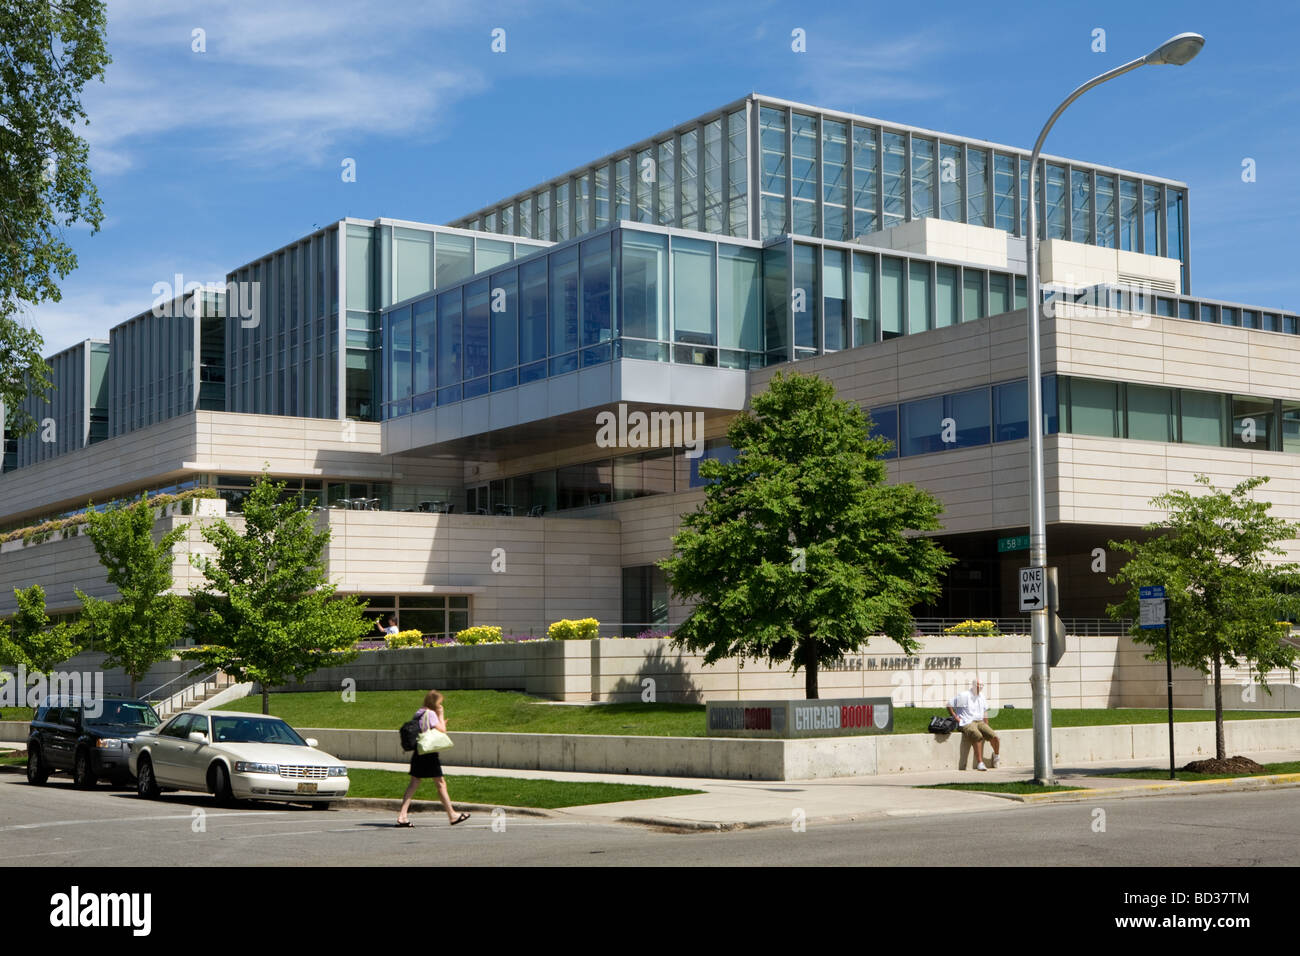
[210,716,307,746]
[85,702,162,729]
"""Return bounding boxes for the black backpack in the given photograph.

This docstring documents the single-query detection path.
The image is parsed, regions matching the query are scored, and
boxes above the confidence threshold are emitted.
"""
[928,715,958,735]
[399,714,421,751]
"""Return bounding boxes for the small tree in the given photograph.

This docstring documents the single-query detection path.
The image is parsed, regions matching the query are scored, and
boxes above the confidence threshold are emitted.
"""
[1108,475,1300,760]
[661,372,953,699]
[0,584,80,676]
[186,472,368,713]
[76,494,190,696]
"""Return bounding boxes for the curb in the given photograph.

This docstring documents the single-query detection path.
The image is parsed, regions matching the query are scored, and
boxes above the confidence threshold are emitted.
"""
[333,797,555,817]
[981,772,1300,804]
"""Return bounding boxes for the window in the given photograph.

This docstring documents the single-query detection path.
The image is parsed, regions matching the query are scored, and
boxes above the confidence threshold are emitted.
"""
[882,132,906,229]
[988,273,1010,315]
[852,124,878,236]
[574,176,590,234]
[900,396,945,455]
[580,234,612,347]
[962,269,985,322]
[595,165,609,228]
[822,119,848,241]
[657,140,676,227]
[908,261,930,334]
[994,380,1028,441]
[490,269,517,375]
[993,153,1016,232]
[881,256,904,339]
[763,245,789,361]
[704,119,723,233]
[727,109,748,237]
[935,265,959,329]
[911,137,934,220]
[823,248,847,350]
[555,182,570,240]
[940,143,962,221]
[557,460,613,509]
[615,157,631,222]
[435,234,472,287]
[1232,395,1274,450]
[622,231,669,341]
[967,148,988,227]
[791,113,818,236]
[1126,384,1173,442]
[1143,184,1162,255]
[944,388,991,448]
[1070,169,1092,244]
[622,566,668,635]
[1180,389,1224,446]
[759,107,788,238]
[463,279,490,382]
[680,129,699,230]
[1118,180,1138,251]
[549,245,580,363]
[793,244,818,352]
[536,188,552,239]
[1045,164,1067,239]
[718,243,761,353]
[519,259,548,365]
[673,237,715,345]
[436,289,462,389]
[1096,174,1116,249]
[869,405,898,458]
[851,252,877,346]
[1069,378,1120,438]
[394,228,433,303]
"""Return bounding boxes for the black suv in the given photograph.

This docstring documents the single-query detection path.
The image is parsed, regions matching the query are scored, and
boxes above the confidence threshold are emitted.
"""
[27,695,163,788]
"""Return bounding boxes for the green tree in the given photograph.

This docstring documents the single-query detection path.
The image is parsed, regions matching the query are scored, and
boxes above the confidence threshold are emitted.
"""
[1,0,111,436]
[661,372,954,699]
[1108,475,1300,760]
[0,583,80,675]
[185,472,368,713]
[76,494,190,696]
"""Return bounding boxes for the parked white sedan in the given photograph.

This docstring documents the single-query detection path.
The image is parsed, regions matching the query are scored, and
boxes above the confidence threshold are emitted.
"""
[128,709,349,808]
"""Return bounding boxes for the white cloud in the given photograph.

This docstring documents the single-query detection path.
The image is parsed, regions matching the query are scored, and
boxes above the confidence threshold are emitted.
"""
[84,0,509,175]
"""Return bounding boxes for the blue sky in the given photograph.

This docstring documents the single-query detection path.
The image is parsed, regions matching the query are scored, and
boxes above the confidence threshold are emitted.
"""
[29,0,1300,353]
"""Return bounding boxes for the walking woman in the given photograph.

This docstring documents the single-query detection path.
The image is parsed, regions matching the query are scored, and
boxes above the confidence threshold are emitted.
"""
[397,690,470,827]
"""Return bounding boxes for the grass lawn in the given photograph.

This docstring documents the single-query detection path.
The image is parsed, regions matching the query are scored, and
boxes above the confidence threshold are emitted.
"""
[922,781,1086,794]
[0,750,24,766]
[0,708,34,722]
[345,768,700,808]
[216,690,1300,737]
[1104,760,1300,782]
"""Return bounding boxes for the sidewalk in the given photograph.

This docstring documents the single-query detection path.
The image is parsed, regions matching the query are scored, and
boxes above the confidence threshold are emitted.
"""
[350,746,1300,829]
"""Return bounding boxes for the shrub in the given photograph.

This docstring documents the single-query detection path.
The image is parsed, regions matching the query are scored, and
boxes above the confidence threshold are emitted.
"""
[547,618,600,640]
[385,629,426,648]
[942,619,1002,637]
[456,625,503,645]
[632,629,673,640]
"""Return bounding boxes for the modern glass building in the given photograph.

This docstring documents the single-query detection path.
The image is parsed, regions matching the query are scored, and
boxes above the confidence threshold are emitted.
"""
[13,339,109,469]
[3,93,1298,631]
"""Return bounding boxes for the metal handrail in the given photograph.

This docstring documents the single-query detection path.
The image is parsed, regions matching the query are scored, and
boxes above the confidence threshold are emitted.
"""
[142,665,214,702]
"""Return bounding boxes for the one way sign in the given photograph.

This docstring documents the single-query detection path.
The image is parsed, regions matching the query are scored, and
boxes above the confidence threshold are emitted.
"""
[1019,566,1046,612]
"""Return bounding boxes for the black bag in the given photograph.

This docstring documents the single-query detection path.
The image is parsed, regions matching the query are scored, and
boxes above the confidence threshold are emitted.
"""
[399,715,421,752]
[928,715,958,735]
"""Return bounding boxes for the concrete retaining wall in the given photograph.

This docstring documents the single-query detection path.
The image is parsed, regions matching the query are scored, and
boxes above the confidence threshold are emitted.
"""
[280,635,1215,709]
[297,717,1300,781]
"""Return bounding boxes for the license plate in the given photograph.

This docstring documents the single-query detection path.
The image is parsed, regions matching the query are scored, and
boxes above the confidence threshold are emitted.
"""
[297,782,318,794]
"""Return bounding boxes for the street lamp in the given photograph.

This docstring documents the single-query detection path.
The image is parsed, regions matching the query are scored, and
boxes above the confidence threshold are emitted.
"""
[1025,32,1204,786]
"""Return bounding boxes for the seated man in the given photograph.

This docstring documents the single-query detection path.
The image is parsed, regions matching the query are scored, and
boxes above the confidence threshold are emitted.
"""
[948,680,1000,771]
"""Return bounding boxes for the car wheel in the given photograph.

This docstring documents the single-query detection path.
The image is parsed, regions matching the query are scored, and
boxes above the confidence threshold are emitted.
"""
[26,748,49,785]
[74,750,97,789]
[136,756,161,799]
[210,763,235,806]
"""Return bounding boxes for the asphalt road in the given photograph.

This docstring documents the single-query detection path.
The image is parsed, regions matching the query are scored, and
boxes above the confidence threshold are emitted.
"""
[3,774,1299,867]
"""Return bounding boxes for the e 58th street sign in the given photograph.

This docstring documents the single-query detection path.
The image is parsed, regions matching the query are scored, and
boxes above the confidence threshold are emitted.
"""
[1019,566,1046,612]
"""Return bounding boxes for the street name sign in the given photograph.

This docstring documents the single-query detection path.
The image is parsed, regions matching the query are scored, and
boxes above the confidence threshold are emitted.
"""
[1139,585,1167,629]
[1019,566,1046,612]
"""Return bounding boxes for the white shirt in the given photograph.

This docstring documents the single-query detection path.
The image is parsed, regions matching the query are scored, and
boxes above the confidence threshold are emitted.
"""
[950,691,987,727]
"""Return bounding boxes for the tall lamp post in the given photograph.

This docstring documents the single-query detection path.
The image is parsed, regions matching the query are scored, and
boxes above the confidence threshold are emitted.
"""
[1026,32,1205,785]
